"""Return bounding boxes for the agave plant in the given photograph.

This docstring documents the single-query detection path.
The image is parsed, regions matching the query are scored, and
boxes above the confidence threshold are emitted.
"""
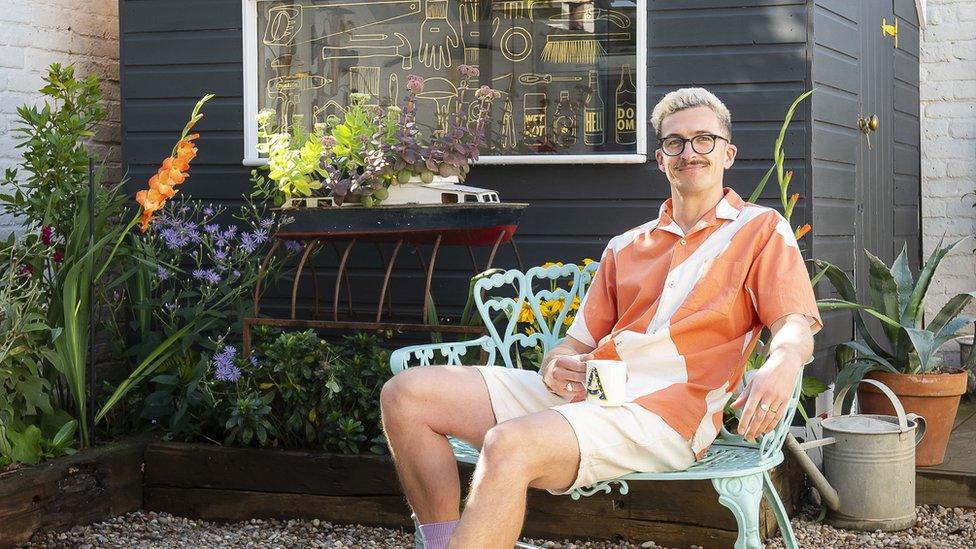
[814,238,976,394]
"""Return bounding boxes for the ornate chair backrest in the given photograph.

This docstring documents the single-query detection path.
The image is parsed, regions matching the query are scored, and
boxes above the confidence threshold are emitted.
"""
[473,262,600,368]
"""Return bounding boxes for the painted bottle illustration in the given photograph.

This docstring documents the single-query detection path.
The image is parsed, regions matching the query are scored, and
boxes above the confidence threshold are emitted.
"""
[583,70,604,146]
[522,92,548,148]
[552,90,577,149]
[615,64,637,145]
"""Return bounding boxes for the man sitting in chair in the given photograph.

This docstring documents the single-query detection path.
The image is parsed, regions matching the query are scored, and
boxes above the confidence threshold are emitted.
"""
[380,87,823,549]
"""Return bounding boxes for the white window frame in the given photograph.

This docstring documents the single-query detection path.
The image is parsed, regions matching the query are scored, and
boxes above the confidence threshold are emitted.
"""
[241,0,648,166]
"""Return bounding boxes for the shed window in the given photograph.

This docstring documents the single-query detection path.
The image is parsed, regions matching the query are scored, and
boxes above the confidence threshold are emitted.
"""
[243,0,647,165]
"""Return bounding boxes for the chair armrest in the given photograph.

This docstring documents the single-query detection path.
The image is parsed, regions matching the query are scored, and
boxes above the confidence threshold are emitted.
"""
[389,336,498,374]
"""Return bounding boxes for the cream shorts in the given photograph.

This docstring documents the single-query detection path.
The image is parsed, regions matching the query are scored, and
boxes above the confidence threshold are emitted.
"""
[472,366,695,496]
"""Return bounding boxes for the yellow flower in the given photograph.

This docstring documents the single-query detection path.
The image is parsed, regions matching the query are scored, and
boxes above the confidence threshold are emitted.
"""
[524,326,537,336]
[518,302,534,324]
[542,261,564,269]
[571,296,581,310]
[563,314,574,326]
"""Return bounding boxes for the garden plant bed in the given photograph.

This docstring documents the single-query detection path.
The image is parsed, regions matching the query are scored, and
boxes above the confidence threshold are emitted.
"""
[0,437,150,549]
[142,441,805,548]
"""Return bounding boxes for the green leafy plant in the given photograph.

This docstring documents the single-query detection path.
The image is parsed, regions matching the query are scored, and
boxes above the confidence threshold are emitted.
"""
[254,111,326,204]
[814,239,975,396]
[0,63,106,239]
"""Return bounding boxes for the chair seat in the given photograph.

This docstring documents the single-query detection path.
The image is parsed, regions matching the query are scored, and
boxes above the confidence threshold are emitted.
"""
[447,436,783,482]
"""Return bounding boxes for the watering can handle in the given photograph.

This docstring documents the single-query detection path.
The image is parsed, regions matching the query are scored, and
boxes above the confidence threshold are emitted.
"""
[832,378,910,431]
[906,413,926,446]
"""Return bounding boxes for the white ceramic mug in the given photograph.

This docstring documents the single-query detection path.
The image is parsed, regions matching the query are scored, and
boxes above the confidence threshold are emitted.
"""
[584,359,627,406]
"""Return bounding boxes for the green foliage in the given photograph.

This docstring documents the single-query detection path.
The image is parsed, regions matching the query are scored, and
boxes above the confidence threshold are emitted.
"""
[147,327,391,455]
[815,240,976,399]
[0,63,107,238]
[255,110,325,203]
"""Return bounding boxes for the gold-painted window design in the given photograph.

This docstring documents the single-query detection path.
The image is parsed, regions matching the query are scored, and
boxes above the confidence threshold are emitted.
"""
[255,0,641,159]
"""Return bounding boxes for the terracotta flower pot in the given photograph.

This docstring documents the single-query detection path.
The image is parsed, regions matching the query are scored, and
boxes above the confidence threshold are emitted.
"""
[856,370,968,466]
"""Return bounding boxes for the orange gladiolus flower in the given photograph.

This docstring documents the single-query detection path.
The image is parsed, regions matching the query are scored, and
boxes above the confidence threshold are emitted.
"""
[135,97,213,232]
[795,223,811,240]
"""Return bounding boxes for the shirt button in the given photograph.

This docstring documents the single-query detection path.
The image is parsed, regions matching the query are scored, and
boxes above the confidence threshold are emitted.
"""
[679,238,687,245]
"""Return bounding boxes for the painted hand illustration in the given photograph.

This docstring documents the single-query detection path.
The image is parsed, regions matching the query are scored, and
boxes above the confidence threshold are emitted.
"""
[418,0,459,70]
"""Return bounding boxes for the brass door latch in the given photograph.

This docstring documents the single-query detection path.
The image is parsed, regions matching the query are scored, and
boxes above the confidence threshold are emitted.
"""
[881,17,898,49]
[857,114,879,150]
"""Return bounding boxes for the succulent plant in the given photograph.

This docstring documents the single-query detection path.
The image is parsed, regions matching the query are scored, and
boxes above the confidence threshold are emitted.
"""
[815,238,976,393]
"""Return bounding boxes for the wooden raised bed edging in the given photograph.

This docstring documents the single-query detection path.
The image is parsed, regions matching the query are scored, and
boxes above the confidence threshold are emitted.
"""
[0,436,150,549]
[143,441,804,548]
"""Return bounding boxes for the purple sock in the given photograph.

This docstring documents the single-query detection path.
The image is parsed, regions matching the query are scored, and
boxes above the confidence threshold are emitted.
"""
[419,519,459,549]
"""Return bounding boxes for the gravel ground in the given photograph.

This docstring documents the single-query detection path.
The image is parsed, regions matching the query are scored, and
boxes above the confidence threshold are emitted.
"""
[21,505,976,548]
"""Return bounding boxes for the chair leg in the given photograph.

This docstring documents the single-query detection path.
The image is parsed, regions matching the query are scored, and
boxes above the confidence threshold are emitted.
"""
[411,513,424,549]
[762,470,798,549]
[713,474,764,549]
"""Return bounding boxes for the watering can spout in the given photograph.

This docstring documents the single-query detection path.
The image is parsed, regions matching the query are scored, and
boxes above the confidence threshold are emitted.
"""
[785,433,841,511]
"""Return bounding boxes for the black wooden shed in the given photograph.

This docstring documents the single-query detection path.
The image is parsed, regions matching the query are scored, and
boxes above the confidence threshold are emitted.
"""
[119,0,924,381]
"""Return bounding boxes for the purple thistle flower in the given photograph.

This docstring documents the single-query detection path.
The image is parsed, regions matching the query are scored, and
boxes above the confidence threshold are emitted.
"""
[260,218,274,229]
[161,228,189,250]
[192,269,207,280]
[204,223,220,235]
[203,269,221,284]
[203,206,215,216]
[231,269,241,279]
[156,266,171,281]
[165,301,178,311]
[223,225,238,239]
[213,249,227,262]
[284,240,302,252]
[240,233,257,254]
[253,228,269,244]
[249,355,258,367]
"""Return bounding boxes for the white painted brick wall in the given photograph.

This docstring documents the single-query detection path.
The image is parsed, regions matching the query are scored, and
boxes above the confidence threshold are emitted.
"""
[0,1,119,237]
[921,0,976,367]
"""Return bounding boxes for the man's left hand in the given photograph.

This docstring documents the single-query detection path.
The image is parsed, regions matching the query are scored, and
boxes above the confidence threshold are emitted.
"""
[730,350,803,440]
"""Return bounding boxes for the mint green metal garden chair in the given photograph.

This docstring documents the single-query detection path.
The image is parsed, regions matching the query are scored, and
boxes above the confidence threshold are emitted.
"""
[389,263,802,549]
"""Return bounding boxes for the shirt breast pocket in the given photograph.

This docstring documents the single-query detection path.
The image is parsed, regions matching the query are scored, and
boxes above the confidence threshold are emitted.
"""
[678,258,748,317]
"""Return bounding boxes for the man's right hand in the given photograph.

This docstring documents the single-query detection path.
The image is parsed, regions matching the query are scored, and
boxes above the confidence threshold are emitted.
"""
[542,353,593,400]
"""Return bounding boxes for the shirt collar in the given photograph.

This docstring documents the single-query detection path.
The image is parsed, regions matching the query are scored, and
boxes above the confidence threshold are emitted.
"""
[656,187,745,236]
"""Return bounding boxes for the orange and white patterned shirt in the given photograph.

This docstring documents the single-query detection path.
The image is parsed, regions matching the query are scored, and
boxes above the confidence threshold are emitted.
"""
[566,187,823,459]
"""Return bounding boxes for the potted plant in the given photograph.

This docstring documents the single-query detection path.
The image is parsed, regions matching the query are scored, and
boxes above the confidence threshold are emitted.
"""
[815,239,975,465]
[253,64,500,210]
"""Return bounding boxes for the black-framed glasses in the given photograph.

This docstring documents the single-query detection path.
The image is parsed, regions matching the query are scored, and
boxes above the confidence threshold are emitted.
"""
[657,134,729,156]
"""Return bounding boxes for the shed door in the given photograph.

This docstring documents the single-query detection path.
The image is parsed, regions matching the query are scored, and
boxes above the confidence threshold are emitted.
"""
[855,0,921,318]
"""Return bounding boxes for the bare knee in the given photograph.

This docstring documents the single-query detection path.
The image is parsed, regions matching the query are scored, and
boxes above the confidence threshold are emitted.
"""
[380,369,425,423]
[478,424,535,480]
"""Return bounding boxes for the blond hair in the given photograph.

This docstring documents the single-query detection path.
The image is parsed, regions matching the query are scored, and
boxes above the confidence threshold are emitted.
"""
[650,87,732,139]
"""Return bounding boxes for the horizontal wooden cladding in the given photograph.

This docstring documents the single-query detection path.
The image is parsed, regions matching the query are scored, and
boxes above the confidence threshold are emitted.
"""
[812,0,857,24]
[893,173,920,206]
[649,45,806,85]
[812,45,858,93]
[124,97,243,133]
[124,132,243,165]
[811,86,859,128]
[650,5,806,47]
[894,49,920,88]
[124,30,242,66]
[812,123,858,166]
[122,0,242,34]
[894,79,920,117]
[812,159,855,201]
[812,198,854,236]
[894,16,921,60]
[813,8,858,59]
[651,82,810,123]
[893,142,920,177]
[811,235,854,272]
[123,64,243,99]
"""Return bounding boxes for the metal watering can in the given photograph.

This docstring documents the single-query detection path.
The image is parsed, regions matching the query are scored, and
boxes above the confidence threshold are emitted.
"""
[786,378,926,532]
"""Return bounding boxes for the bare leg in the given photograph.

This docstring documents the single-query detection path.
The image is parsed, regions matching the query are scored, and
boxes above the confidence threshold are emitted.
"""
[448,409,581,549]
[380,365,498,523]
